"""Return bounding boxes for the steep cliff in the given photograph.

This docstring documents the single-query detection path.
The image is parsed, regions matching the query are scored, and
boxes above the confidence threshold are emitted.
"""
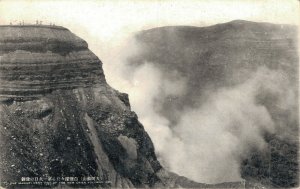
[0,25,184,188]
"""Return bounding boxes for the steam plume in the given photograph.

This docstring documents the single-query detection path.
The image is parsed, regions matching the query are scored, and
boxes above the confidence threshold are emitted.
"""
[105,37,297,184]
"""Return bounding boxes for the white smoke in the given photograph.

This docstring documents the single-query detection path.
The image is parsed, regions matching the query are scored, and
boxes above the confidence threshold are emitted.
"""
[163,68,280,183]
[105,36,296,184]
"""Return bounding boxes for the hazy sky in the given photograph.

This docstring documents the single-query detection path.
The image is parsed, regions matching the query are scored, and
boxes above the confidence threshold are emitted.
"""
[1,0,299,183]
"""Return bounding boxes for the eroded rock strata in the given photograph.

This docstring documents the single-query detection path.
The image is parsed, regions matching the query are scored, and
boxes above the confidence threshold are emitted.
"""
[0,25,182,188]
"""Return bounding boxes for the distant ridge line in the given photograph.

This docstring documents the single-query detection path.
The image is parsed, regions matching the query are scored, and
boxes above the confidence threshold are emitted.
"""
[0,25,67,30]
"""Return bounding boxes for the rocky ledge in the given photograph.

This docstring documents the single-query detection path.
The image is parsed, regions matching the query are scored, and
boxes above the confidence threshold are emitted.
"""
[0,25,169,188]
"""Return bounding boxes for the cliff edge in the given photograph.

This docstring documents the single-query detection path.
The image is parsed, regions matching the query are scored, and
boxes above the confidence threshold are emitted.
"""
[0,25,186,188]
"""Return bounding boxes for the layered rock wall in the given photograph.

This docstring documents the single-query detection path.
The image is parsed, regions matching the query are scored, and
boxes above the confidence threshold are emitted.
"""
[0,26,102,98]
[0,25,165,188]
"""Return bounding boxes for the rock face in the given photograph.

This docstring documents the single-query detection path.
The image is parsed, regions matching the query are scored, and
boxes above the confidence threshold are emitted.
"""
[128,20,299,188]
[0,25,101,97]
[0,25,173,188]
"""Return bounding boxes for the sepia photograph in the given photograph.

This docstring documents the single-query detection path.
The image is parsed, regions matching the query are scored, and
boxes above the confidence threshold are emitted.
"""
[0,0,299,188]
